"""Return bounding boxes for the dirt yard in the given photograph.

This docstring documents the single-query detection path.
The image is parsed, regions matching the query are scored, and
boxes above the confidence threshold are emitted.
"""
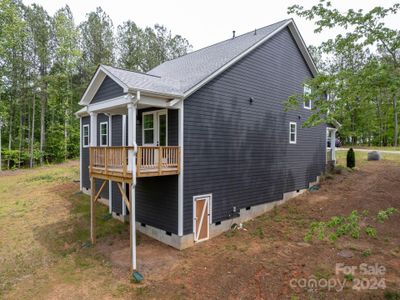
[0,154,399,299]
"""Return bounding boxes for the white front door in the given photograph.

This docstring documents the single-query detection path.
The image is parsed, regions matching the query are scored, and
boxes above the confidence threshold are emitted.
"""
[142,110,167,146]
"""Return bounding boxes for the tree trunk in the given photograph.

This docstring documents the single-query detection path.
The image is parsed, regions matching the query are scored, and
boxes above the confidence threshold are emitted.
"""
[39,90,46,165]
[30,95,36,168]
[394,95,398,147]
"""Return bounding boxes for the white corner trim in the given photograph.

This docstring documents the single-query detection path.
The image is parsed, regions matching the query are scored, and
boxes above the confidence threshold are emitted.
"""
[79,117,83,191]
[178,100,184,236]
[289,121,297,144]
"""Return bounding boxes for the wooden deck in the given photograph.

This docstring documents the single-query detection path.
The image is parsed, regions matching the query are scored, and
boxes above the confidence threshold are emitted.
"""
[89,146,180,182]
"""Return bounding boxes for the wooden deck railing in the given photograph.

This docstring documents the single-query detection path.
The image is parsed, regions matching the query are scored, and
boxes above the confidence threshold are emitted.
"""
[89,146,180,181]
[137,146,180,177]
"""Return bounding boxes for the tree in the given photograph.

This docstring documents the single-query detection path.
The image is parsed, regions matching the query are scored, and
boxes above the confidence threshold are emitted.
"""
[25,3,52,166]
[287,1,400,146]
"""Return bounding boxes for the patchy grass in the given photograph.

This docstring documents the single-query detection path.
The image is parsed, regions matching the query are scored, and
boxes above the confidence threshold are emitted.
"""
[1,157,400,299]
[336,149,400,167]
[0,161,132,299]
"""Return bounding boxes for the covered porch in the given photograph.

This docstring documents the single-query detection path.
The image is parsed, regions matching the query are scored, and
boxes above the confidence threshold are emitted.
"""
[80,90,184,275]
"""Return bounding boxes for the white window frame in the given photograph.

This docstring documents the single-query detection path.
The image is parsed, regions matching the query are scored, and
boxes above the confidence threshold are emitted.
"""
[303,85,312,110]
[289,122,297,144]
[82,124,89,148]
[142,109,168,146]
[99,122,108,146]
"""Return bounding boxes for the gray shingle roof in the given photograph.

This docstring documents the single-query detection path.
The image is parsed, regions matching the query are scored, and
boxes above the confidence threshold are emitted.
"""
[102,65,183,96]
[102,19,290,97]
[148,19,289,94]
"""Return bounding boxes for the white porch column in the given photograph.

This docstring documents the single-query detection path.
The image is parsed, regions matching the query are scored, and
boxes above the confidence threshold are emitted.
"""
[127,93,138,271]
[90,112,97,147]
[108,114,113,214]
[178,100,184,236]
[330,129,336,163]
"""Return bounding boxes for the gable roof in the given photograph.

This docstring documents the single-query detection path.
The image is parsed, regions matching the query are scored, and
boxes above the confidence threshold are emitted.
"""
[80,18,317,105]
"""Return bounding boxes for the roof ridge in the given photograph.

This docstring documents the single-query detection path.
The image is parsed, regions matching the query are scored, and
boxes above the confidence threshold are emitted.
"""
[102,64,161,78]
[148,18,291,71]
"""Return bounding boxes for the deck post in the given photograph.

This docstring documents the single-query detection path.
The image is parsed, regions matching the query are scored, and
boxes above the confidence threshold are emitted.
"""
[90,112,98,245]
[127,92,138,272]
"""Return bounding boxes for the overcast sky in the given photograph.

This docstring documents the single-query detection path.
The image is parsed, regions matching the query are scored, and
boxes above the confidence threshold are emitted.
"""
[23,0,400,50]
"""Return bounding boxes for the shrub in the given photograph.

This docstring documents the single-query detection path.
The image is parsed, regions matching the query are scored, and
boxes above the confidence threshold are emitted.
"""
[347,148,356,168]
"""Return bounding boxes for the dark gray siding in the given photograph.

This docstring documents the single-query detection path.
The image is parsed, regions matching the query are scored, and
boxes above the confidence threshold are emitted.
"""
[134,108,179,233]
[81,116,90,189]
[183,27,326,234]
[136,176,178,233]
[91,76,124,103]
[111,115,123,214]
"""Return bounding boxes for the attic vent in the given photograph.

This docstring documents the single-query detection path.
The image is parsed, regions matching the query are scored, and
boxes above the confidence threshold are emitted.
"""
[232,30,236,39]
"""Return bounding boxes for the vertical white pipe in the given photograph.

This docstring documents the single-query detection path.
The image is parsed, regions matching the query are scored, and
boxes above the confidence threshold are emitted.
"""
[122,115,127,216]
[127,95,138,271]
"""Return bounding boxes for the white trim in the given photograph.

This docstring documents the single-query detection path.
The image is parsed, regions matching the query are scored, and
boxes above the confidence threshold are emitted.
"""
[99,122,108,146]
[82,124,89,148]
[78,20,318,107]
[87,95,131,113]
[303,85,312,110]
[108,115,113,214]
[80,65,129,105]
[183,19,317,99]
[90,112,97,147]
[287,21,318,76]
[142,109,168,146]
[193,194,212,242]
[289,122,297,144]
[122,115,127,216]
[80,118,83,191]
[178,101,184,236]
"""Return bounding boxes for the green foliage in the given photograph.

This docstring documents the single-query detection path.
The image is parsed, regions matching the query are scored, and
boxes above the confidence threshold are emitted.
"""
[0,3,191,169]
[362,249,371,257]
[377,208,398,223]
[305,210,361,242]
[346,148,356,168]
[365,226,377,238]
[287,1,400,147]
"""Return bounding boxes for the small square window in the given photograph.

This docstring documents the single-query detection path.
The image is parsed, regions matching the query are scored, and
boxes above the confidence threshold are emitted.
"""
[100,122,108,146]
[83,125,89,147]
[303,85,312,109]
[289,122,297,144]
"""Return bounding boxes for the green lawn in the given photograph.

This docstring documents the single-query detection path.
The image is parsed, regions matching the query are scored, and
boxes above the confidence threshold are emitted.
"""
[336,148,400,167]
[342,145,400,151]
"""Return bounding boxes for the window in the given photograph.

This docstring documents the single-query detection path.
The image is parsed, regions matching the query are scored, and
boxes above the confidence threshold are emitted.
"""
[143,113,154,145]
[289,122,297,144]
[303,85,312,109]
[83,124,89,147]
[100,122,108,146]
